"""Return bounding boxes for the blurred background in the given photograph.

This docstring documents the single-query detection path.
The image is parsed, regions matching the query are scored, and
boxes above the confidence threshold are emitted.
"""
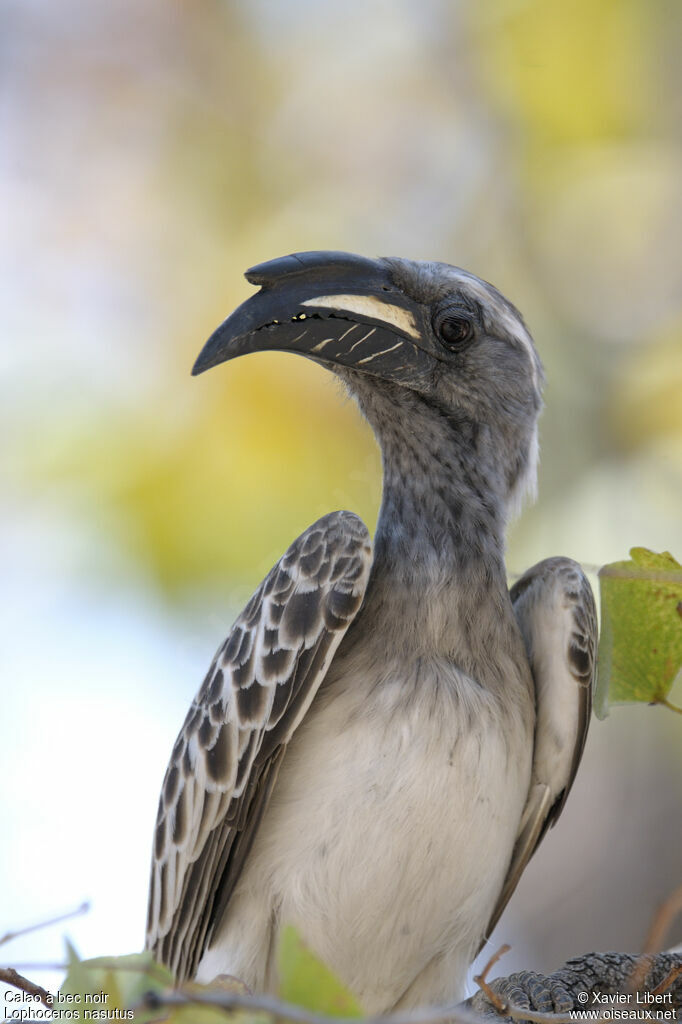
[1,0,681,1001]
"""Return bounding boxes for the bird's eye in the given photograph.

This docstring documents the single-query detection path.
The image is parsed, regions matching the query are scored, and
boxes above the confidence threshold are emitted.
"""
[434,311,475,350]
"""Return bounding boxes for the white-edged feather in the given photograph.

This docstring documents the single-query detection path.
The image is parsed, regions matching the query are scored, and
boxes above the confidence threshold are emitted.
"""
[145,511,372,981]
[483,557,597,941]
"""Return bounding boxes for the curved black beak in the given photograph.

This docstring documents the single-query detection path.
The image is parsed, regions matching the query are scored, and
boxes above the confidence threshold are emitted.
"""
[193,251,430,385]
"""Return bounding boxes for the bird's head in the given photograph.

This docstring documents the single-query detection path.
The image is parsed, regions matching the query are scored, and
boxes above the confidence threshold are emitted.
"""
[194,251,544,516]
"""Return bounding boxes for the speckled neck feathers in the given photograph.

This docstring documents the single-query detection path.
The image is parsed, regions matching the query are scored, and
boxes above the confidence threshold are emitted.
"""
[341,375,526,679]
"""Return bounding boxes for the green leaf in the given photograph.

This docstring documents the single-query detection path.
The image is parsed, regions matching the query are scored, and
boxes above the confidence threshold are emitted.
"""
[56,946,268,1023]
[56,945,174,1022]
[277,926,363,1017]
[596,547,682,717]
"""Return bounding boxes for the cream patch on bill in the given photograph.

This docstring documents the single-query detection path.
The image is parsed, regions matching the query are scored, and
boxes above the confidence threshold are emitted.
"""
[302,295,419,340]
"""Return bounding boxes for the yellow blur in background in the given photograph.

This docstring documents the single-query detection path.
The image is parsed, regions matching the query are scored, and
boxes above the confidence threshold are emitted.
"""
[1,0,681,993]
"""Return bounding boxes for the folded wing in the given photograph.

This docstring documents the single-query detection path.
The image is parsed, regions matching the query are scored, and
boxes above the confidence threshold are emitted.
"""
[485,557,597,940]
[145,511,372,980]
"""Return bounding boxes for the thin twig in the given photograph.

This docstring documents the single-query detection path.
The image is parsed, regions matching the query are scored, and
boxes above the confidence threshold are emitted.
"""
[139,985,603,1024]
[651,963,682,996]
[642,884,682,954]
[4,955,674,1024]
[0,902,90,947]
[473,944,511,1013]
[658,698,682,715]
[627,884,682,993]
[0,966,53,1008]
[1,962,68,971]
[3,956,169,978]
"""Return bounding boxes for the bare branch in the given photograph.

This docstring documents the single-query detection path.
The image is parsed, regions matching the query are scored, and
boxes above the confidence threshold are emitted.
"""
[139,985,602,1024]
[0,902,90,947]
[0,966,53,1008]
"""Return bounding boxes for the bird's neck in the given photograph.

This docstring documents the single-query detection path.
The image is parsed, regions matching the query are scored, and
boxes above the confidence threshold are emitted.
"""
[372,405,509,588]
[377,455,505,578]
[347,382,519,664]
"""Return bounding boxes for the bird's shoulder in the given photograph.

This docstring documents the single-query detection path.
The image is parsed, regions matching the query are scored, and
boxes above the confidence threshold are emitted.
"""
[146,510,372,978]
[510,555,596,801]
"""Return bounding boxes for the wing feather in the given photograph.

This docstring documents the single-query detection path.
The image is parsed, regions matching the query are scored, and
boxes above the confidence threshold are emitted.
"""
[146,511,372,981]
[484,557,597,941]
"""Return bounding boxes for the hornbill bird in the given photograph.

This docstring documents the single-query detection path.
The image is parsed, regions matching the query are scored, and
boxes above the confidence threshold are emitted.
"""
[146,251,597,1011]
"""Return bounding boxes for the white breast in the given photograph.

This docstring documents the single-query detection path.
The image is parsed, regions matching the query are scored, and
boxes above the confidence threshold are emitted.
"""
[198,648,533,1011]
